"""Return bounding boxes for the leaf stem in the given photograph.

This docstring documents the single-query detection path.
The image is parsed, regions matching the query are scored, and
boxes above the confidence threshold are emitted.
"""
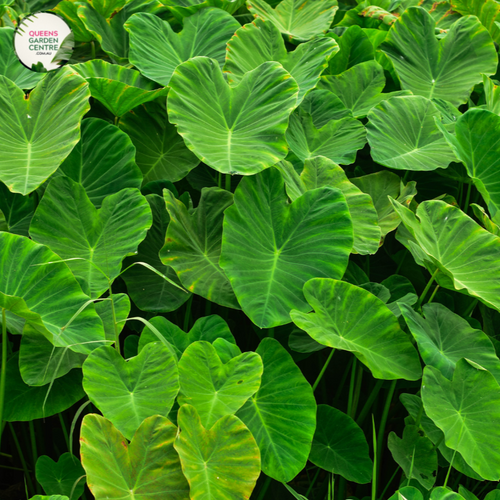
[347,358,358,417]
[463,299,478,317]
[372,415,377,500]
[28,421,40,493]
[90,40,95,59]
[108,283,121,356]
[312,349,335,392]
[427,285,440,304]
[357,380,384,427]
[183,294,193,332]
[58,413,70,451]
[225,174,231,191]
[464,183,473,214]
[378,466,400,500]
[257,475,272,500]
[8,423,35,496]
[306,467,321,497]
[416,268,440,309]
[0,308,6,451]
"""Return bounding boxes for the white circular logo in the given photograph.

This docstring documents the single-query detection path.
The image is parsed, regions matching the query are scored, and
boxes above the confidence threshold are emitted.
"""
[14,12,74,72]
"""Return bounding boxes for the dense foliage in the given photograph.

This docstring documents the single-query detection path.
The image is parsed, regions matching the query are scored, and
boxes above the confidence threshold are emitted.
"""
[1,0,500,499]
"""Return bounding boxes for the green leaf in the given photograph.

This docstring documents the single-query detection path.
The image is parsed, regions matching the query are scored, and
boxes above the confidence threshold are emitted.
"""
[177,341,262,427]
[126,8,239,86]
[422,359,500,480]
[71,60,168,117]
[139,314,235,358]
[380,7,497,106]
[481,74,500,115]
[0,67,90,195]
[430,487,466,500]
[299,90,352,127]
[450,0,500,44]
[309,404,372,483]
[291,278,422,380]
[400,302,500,383]
[122,194,190,313]
[82,342,179,440]
[175,404,260,500]
[56,117,142,207]
[437,108,500,218]
[220,168,353,328]
[94,293,130,342]
[471,203,500,235]
[0,232,105,353]
[388,425,437,489]
[0,27,44,89]
[4,353,85,421]
[167,57,298,175]
[391,199,500,313]
[30,177,152,298]
[300,156,381,255]
[237,338,317,483]
[286,110,366,166]
[162,0,245,19]
[351,170,417,237]
[319,60,411,118]
[35,453,85,500]
[326,25,374,75]
[80,413,189,499]
[388,487,423,500]
[160,187,238,309]
[53,0,95,42]
[29,496,69,500]
[119,103,199,184]
[366,96,456,171]
[247,0,338,42]
[224,17,338,105]
[0,181,34,236]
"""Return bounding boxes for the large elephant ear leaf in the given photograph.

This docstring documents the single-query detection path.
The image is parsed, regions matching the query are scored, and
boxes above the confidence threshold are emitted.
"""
[391,199,500,313]
[0,66,90,195]
[247,0,338,42]
[0,232,105,353]
[167,57,298,175]
[309,405,372,483]
[0,27,44,89]
[380,7,497,106]
[126,9,240,86]
[400,302,500,383]
[80,414,189,500]
[175,404,261,500]
[450,0,500,44]
[71,60,168,117]
[437,108,500,219]
[220,167,353,328]
[224,17,338,105]
[160,187,239,309]
[422,359,500,480]
[57,117,142,207]
[300,156,381,255]
[366,95,456,172]
[162,0,246,20]
[30,177,152,298]
[291,278,422,380]
[237,338,317,483]
[319,60,410,119]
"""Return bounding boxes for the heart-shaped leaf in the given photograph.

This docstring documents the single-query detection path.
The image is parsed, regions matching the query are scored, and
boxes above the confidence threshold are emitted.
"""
[83,342,179,440]
[422,359,500,480]
[35,453,85,500]
[380,7,497,106]
[224,17,337,105]
[366,96,456,171]
[319,60,410,118]
[220,167,353,328]
[5,353,85,421]
[30,177,152,297]
[0,232,105,353]
[237,338,317,483]
[391,199,500,313]
[121,194,190,313]
[0,67,90,195]
[56,118,142,207]
[162,0,245,19]
[388,487,423,500]
[175,404,260,499]
[53,0,95,42]
[126,8,239,86]
[309,405,372,483]
[160,187,238,309]
[119,103,199,184]
[400,302,500,382]
[80,413,189,499]
[247,0,338,42]
[0,181,34,236]
[388,425,437,489]
[177,340,262,427]
[0,27,44,89]
[291,278,422,380]
[94,293,130,342]
[437,108,500,218]
[139,314,236,358]
[450,0,500,44]
[72,60,168,117]
[167,57,298,175]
